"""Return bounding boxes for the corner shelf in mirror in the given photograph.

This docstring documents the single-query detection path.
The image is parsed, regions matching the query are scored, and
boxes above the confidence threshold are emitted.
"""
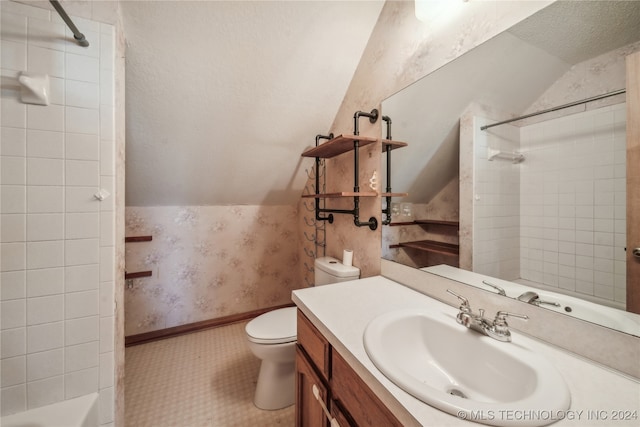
[389,219,459,227]
[389,239,459,257]
[380,192,408,197]
[381,139,408,151]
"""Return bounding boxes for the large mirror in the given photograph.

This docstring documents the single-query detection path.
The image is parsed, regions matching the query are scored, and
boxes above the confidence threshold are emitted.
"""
[381,1,640,336]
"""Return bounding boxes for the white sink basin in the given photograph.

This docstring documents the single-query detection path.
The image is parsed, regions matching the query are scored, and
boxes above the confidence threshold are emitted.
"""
[363,308,571,426]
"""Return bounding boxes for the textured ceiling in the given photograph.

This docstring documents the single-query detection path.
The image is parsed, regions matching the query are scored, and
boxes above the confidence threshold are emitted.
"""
[122,0,384,206]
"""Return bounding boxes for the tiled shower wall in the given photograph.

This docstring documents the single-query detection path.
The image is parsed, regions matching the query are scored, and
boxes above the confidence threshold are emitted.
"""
[0,2,116,423]
[472,116,521,280]
[473,104,626,307]
[519,103,627,307]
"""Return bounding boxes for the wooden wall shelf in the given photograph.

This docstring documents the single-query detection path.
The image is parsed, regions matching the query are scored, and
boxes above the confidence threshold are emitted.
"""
[381,139,408,151]
[125,271,152,279]
[125,236,152,243]
[302,191,378,199]
[301,134,377,158]
[389,239,459,257]
[389,219,459,227]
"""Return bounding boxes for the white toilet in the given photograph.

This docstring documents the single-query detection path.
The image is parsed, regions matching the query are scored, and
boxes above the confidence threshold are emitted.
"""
[245,256,360,410]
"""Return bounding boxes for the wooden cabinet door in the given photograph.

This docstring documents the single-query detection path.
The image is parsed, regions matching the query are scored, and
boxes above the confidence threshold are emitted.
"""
[295,345,328,427]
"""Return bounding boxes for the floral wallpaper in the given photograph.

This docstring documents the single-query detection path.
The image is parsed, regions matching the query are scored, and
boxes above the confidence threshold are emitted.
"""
[125,205,301,336]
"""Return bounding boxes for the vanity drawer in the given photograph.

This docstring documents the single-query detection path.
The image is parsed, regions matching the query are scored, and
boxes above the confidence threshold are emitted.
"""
[331,348,403,427]
[297,310,330,379]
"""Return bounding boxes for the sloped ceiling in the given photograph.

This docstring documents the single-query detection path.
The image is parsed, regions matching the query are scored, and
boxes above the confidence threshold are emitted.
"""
[122,0,384,206]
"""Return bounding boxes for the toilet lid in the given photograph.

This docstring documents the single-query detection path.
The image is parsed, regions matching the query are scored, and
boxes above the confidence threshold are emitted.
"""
[246,307,297,344]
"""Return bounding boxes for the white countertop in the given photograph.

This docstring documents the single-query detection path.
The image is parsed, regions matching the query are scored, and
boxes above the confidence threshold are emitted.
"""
[292,276,640,427]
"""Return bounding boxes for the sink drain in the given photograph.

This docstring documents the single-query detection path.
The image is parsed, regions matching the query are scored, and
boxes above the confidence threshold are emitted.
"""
[447,388,467,398]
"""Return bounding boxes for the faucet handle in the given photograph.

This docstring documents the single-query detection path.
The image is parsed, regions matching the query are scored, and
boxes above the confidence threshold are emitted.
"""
[493,311,529,326]
[446,289,470,310]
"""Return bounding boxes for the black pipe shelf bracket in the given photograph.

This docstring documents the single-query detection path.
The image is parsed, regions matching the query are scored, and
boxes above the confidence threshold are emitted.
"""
[301,109,383,231]
[380,115,408,225]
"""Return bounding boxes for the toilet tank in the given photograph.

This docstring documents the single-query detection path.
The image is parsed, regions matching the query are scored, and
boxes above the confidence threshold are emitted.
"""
[314,256,360,286]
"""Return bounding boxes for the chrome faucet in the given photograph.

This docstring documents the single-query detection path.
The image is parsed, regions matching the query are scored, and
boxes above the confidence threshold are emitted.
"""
[447,289,528,342]
[517,291,561,307]
[482,280,506,296]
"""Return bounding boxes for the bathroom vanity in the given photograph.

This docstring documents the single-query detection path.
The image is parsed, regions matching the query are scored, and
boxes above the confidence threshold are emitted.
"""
[292,276,640,427]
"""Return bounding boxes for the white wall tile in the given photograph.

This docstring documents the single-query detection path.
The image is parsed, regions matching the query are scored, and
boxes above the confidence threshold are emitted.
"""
[1,96,27,128]
[1,185,26,214]
[26,349,63,382]
[26,267,64,298]
[1,214,26,242]
[49,77,65,105]
[26,322,63,353]
[27,130,64,158]
[100,211,114,247]
[1,127,26,156]
[65,213,99,239]
[65,341,98,372]
[99,352,114,388]
[27,17,65,52]
[1,242,26,271]
[100,69,114,105]
[1,40,27,71]
[27,105,64,132]
[65,106,99,135]
[66,53,99,83]
[99,105,114,140]
[27,375,64,409]
[26,240,64,269]
[65,316,99,346]
[1,1,50,19]
[65,264,99,293]
[99,281,114,317]
[26,213,64,241]
[1,299,26,329]
[66,133,99,160]
[1,356,26,387]
[99,317,113,353]
[99,247,114,282]
[27,45,65,78]
[65,290,99,319]
[65,160,100,186]
[65,80,99,108]
[1,11,27,42]
[65,238,99,266]
[1,384,26,417]
[1,271,26,300]
[27,157,63,185]
[100,142,114,176]
[1,328,26,358]
[65,367,98,399]
[98,386,114,424]
[65,187,99,212]
[99,176,114,212]
[1,156,26,185]
[27,186,63,213]
[27,294,64,325]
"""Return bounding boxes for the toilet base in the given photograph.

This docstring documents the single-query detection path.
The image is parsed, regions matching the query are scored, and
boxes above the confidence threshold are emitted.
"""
[253,359,295,410]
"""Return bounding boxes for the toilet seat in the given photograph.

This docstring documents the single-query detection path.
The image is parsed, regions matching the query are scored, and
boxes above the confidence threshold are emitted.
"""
[246,307,297,344]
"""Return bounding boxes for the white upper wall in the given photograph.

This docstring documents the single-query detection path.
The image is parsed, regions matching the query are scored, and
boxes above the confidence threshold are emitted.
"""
[122,0,384,206]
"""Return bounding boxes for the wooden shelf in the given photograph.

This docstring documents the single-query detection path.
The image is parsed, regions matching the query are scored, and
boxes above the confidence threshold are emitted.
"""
[380,192,408,197]
[125,235,152,243]
[389,240,459,257]
[301,134,378,158]
[381,139,408,151]
[125,271,152,279]
[302,191,378,198]
[389,219,459,227]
